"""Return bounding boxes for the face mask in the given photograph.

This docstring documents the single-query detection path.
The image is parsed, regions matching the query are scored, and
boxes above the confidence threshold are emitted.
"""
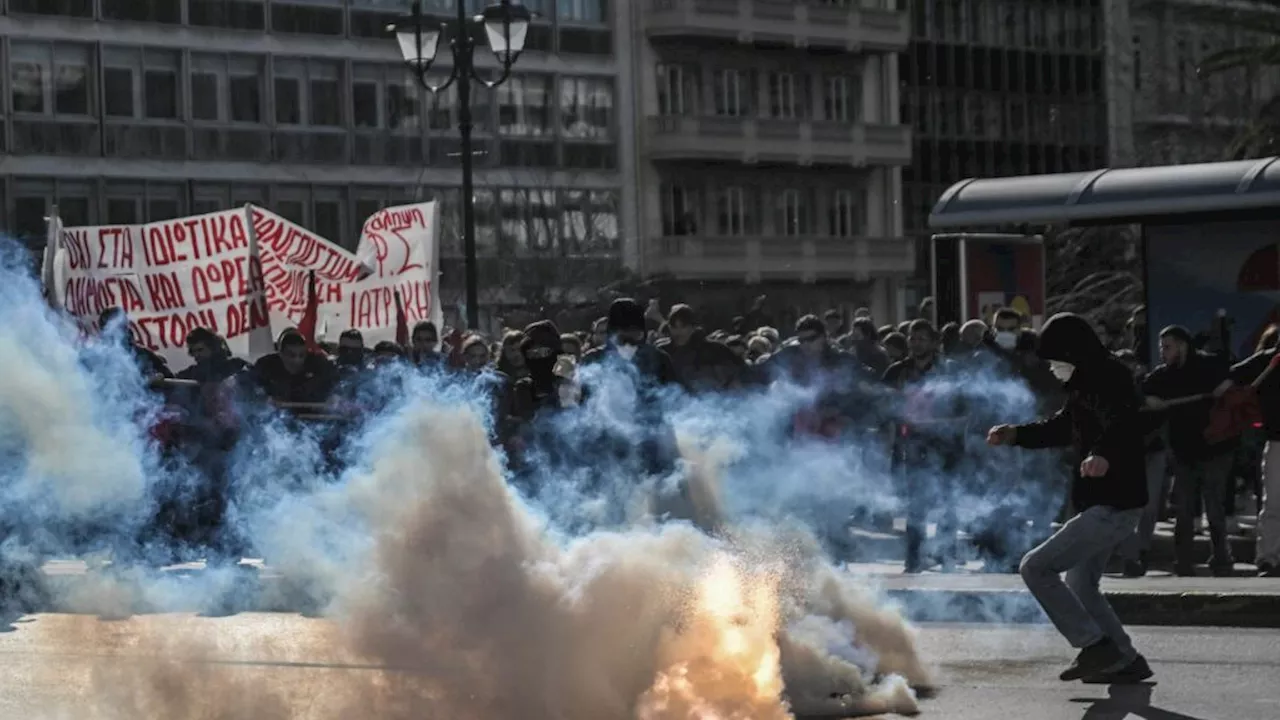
[994,331,1017,350]
[1049,360,1075,383]
[616,344,638,361]
[557,384,581,407]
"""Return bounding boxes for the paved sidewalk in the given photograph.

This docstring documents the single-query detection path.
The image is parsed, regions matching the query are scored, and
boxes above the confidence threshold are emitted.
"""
[844,562,1280,628]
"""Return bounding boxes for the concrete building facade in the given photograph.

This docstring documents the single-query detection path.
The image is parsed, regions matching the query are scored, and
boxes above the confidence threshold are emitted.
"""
[2,0,919,328]
[632,0,916,326]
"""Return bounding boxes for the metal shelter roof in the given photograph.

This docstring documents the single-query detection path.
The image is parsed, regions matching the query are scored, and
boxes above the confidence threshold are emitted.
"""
[927,157,1280,229]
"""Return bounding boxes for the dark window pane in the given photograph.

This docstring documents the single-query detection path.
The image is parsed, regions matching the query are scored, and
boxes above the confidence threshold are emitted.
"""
[276,200,306,226]
[275,78,301,124]
[107,198,140,225]
[563,142,615,169]
[192,74,219,121]
[55,60,91,115]
[558,28,612,55]
[12,62,47,114]
[144,69,178,119]
[11,0,93,16]
[310,79,341,126]
[387,83,420,130]
[148,199,181,222]
[353,82,379,128]
[230,75,262,123]
[102,0,181,23]
[314,200,342,245]
[14,197,49,241]
[58,197,91,228]
[189,0,266,30]
[271,3,344,35]
[350,9,398,38]
[105,68,136,117]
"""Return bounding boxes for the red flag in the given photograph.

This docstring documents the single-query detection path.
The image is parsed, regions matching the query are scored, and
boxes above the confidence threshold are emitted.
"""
[394,290,409,347]
[297,270,321,353]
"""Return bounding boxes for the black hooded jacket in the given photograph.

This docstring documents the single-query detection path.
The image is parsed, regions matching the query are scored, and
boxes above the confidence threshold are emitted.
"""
[1011,313,1147,512]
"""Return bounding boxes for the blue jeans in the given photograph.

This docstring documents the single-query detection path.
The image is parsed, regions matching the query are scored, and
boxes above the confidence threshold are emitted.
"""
[1020,505,1143,656]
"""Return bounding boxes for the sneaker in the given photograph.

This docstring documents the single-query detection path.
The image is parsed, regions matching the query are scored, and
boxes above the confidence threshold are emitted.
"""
[1060,639,1128,681]
[1122,558,1147,578]
[1259,563,1280,578]
[1081,654,1153,684]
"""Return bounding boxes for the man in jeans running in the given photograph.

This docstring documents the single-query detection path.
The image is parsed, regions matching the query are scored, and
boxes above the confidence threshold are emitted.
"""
[988,313,1152,683]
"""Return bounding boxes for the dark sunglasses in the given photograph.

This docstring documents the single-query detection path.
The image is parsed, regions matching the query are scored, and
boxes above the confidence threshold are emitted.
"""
[525,346,555,360]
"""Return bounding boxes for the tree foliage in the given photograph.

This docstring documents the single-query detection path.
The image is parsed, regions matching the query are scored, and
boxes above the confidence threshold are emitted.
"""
[1044,225,1143,330]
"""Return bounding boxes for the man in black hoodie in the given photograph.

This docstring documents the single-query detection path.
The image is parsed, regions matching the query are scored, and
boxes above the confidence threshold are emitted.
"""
[988,312,1151,684]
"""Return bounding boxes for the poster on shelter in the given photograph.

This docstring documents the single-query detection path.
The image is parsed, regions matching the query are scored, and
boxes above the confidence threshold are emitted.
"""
[1145,219,1280,359]
[47,202,440,369]
[963,238,1046,327]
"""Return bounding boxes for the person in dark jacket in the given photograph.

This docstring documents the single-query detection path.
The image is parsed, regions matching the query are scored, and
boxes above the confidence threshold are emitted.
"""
[251,330,338,406]
[655,304,744,392]
[99,307,173,382]
[1142,325,1235,576]
[1230,345,1280,577]
[884,319,963,573]
[987,312,1151,684]
[850,317,891,377]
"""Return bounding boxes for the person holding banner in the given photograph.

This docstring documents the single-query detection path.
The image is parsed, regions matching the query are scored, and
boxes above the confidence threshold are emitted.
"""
[99,307,172,384]
[250,330,338,408]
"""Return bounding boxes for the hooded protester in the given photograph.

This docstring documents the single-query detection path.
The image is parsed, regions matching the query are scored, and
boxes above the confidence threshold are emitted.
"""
[987,312,1152,684]
[655,303,744,392]
[511,321,566,423]
[581,298,679,386]
[99,307,173,383]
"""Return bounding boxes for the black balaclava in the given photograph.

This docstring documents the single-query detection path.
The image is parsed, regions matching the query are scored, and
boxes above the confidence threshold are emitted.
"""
[522,320,563,390]
[607,298,647,353]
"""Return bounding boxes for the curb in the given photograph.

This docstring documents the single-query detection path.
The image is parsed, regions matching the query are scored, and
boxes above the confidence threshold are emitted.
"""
[886,587,1280,628]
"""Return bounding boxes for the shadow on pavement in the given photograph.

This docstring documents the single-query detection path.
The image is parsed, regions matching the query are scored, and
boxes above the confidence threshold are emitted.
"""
[1072,684,1209,720]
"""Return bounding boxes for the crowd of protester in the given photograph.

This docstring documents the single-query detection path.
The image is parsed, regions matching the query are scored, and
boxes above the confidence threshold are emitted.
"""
[92,295,1280,580]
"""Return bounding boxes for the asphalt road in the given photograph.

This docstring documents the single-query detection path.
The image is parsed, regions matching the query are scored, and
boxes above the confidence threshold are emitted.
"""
[912,624,1280,720]
[0,614,1274,719]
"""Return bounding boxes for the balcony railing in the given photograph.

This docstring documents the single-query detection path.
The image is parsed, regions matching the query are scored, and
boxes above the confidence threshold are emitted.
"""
[648,234,915,281]
[645,0,910,52]
[646,115,912,167]
[104,122,187,160]
[12,118,100,156]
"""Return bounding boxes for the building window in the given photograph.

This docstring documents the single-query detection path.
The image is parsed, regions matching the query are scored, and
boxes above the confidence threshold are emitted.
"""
[191,53,265,123]
[428,83,457,131]
[101,0,181,24]
[768,72,803,120]
[829,189,859,238]
[10,0,93,18]
[560,76,613,139]
[558,0,606,23]
[560,189,620,254]
[661,183,699,236]
[775,189,808,236]
[824,75,855,122]
[271,0,344,36]
[102,47,180,120]
[11,42,94,116]
[501,188,558,252]
[717,187,748,237]
[314,191,345,246]
[497,74,553,136]
[189,0,266,30]
[714,69,747,118]
[656,63,696,116]
[274,58,343,127]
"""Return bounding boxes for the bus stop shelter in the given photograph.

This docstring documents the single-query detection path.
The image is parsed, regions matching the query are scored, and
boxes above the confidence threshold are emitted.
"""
[926,157,1280,359]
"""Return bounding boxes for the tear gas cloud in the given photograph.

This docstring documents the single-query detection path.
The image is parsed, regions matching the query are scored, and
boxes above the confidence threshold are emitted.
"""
[0,238,1050,718]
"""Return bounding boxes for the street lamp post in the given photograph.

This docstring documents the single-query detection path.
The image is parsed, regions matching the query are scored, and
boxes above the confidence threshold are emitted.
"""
[390,0,531,330]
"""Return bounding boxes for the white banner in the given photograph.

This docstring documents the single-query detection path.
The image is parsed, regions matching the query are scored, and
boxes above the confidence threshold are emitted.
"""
[47,201,441,369]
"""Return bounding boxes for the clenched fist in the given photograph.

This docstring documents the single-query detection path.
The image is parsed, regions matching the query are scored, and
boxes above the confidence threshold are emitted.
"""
[1080,455,1110,477]
[986,424,1017,446]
